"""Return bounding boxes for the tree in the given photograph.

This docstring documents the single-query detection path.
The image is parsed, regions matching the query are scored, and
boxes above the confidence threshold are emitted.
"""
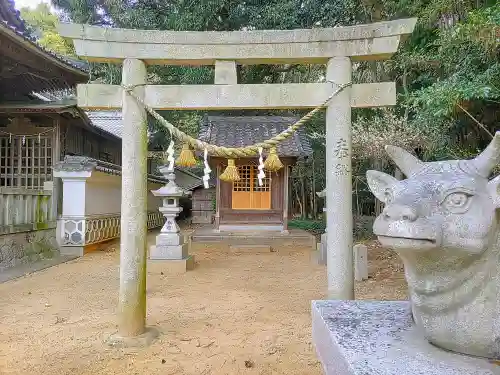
[47,0,500,218]
[20,3,75,55]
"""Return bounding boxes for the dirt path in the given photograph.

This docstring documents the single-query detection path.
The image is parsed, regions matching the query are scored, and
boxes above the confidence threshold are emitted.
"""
[0,233,406,375]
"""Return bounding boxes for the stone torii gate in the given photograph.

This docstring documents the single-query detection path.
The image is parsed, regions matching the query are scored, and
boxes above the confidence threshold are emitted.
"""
[59,19,416,343]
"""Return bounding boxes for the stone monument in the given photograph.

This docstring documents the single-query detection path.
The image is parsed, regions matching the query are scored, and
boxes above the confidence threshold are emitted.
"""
[312,133,500,374]
[149,165,195,272]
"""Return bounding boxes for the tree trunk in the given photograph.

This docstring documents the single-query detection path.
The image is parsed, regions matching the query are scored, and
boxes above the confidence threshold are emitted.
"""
[294,182,303,218]
[298,167,307,219]
[312,158,317,218]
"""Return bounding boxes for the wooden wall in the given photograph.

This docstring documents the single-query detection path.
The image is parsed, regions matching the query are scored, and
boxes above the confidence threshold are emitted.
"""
[61,120,122,165]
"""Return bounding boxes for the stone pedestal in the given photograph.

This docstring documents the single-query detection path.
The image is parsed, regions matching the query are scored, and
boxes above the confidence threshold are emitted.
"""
[312,300,499,375]
[318,232,328,265]
[353,244,368,281]
[149,165,195,273]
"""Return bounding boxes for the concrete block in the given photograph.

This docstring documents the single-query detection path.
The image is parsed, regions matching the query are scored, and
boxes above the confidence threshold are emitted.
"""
[229,244,272,253]
[318,233,327,265]
[149,255,196,274]
[156,234,184,246]
[353,244,368,281]
[311,300,499,375]
[149,243,188,260]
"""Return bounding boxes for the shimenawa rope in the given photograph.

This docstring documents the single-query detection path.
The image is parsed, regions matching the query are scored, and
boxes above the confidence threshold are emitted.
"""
[121,81,352,159]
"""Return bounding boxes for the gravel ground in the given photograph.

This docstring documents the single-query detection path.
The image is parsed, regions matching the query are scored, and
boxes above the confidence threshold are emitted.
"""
[0,231,406,375]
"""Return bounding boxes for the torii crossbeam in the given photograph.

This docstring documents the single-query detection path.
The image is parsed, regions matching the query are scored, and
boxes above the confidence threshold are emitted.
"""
[59,18,417,344]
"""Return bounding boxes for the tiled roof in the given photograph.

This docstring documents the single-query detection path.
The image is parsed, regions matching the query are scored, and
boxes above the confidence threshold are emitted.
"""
[198,115,313,158]
[0,0,88,75]
[85,111,123,139]
[85,110,204,190]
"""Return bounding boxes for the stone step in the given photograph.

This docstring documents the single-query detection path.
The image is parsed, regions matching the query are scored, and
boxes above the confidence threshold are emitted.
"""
[229,244,273,253]
[219,224,284,232]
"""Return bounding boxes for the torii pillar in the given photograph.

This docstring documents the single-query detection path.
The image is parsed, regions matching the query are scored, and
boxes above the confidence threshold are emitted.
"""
[59,18,417,342]
[326,57,353,299]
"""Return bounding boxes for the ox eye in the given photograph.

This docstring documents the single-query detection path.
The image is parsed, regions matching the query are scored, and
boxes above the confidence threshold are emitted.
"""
[383,189,393,204]
[442,192,472,211]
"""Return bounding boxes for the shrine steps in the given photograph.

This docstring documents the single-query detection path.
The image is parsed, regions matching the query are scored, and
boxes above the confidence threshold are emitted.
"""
[189,226,316,251]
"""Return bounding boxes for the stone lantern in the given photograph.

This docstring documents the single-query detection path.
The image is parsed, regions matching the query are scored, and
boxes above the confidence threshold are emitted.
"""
[149,165,194,271]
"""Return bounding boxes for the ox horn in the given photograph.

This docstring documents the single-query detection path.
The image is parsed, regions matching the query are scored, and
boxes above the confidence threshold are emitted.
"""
[471,131,500,177]
[384,145,424,177]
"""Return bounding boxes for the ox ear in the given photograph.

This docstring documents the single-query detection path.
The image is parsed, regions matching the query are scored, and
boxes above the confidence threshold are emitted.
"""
[366,170,398,202]
[487,175,500,207]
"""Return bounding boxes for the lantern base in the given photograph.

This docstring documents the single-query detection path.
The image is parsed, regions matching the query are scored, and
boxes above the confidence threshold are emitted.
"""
[148,255,196,274]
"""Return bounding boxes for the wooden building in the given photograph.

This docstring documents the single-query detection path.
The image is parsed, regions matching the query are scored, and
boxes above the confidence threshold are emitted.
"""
[0,0,201,270]
[198,115,312,232]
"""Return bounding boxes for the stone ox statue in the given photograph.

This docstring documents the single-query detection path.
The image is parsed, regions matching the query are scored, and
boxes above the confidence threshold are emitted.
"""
[367,132,500,360]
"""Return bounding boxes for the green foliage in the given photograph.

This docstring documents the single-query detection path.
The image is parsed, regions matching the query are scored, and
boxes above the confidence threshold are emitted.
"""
[287,219,326,235]
[407,5,500,129]
[43,0,500,217]
[20,3,75,55]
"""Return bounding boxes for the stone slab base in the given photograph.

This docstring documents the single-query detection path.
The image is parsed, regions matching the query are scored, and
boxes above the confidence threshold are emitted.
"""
[149,243,188,260]
[148,255,195,274]
[60,240,117,257]
[106,326,159,348]
[229,244,272,253]
[311,300,500,375]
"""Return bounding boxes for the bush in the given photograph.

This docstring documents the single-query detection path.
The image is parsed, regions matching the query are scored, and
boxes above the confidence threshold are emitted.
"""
[288,216,376,241]
[287,219,326,236]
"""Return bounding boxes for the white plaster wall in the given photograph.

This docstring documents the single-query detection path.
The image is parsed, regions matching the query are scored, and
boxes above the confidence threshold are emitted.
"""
[62,179,87,217]
[84,172,164,216]
[85,172,122,216]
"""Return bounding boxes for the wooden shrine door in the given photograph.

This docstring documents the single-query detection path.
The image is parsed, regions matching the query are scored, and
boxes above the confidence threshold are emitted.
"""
[232,165,271,210]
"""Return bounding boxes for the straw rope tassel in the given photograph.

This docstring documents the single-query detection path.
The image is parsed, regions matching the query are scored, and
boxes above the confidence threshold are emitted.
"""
[176,143,197,167]
[219,159,240,182]
[264,146,283,171]
[203,148,211,189]
[257,147,265,186]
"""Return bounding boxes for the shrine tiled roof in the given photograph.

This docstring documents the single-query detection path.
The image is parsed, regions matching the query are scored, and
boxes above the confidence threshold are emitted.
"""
[0,0,88,75]
[85,110,123,139]
[198,115,313,158]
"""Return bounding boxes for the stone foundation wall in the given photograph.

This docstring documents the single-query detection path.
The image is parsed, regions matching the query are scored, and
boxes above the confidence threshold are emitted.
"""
[191,188,215,224]
[0,229,58,271]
